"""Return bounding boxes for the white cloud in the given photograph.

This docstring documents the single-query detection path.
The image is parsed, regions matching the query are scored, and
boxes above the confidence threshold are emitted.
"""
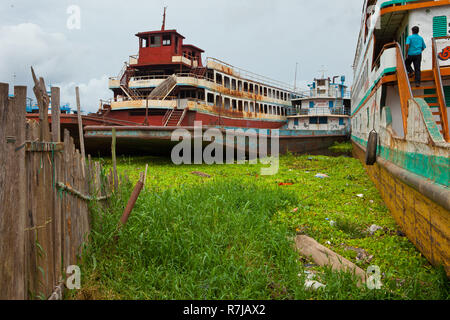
[57,75,111,114]
[0,23,112,112]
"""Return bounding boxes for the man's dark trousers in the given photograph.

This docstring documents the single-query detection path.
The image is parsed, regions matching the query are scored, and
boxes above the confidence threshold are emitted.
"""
[405,54,422,85]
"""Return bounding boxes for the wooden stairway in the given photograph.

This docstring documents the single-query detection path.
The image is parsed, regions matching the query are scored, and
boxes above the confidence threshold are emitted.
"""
[410,83,447,135]
[163,109,186,127]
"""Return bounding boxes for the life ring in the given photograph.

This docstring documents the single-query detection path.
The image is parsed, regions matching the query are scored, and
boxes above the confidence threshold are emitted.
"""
[365,130,378,166]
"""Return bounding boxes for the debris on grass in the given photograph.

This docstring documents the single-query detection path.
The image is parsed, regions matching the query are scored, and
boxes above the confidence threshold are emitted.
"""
[191,171,211,178]
[315,173,329,179]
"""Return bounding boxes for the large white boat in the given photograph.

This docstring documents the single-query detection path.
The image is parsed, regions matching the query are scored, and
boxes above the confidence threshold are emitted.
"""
[351,0,450,275]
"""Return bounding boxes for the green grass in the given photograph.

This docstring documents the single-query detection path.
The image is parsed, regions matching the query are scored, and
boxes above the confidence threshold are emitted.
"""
[69,154,449,300]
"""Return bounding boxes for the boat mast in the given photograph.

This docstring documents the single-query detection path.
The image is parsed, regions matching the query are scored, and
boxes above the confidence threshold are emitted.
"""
[162,6,167,31]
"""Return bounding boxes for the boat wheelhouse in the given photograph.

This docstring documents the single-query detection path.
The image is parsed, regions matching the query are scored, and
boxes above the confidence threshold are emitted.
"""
[351,0,450,274]
[287,76,351,132]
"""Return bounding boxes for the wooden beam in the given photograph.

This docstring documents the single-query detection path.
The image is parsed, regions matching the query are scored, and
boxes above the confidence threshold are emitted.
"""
[75,87,86,177]
[381,0,450,16]
[51,87,61,143]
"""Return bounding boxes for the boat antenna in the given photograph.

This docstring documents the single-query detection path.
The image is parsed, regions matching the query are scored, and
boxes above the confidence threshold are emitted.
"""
[294,62,298,91]
[162,6,167,31]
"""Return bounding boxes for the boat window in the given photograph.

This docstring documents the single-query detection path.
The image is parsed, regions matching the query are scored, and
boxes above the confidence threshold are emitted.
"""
[264,87,267,97]
[150,36,161,47]
[232,99,237,110]
[339,118,345,126]
[175,37,179,54]
[216,95,222,107]
[249,84,254,93]
[244,102,249,112]
[250,102,254,112]
[162,35,171,46]
[317,80,325,86]
[224,98,231,109]
[276,91,280,99]
[268,89,272,98]
[238,81,243,91]
[238,100,243,112]
[255,85,259,95]
[142,37,149,48]
[309,101,314,108]
[319,117,328,124]
[207,93,214,104]
[232,79,237,90]
[244,82,248,92]
[309,117,318,124]
[224,76,230,89]
[256,103,259,113]
[216,73,223,85]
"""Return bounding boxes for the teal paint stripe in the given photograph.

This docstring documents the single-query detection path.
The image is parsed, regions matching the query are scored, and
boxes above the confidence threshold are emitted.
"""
[380,0,422,9]
[352,135,449,187]
[352,67,397,117]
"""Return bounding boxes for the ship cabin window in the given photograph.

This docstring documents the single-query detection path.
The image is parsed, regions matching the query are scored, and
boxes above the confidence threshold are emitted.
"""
[238,81,243,91]
[268,89,272,98]
[216,73,223,85]
[309,101,315,108]
[150,35,161,47]
[244,82,248,92]
[232,79,237,90]
[238,100,243,112]
[232,99,237,110]
[244,102,249,112]
[339,118,345,126]
[317,80,326,86]
[224,98,231,109]
[309,117,318,124]
[142,37,149,48]
[255,85,259,95]
[162,35,171,46]
[264,87,267,97]
[224,76,231,89]
[276,91,280,100]
[256,103,260,113]
[216,95,222,107]
[263,104,267,114]
[207,93,214,104]
[250,102,254,112]
[319,117,328,124]
[249,84,254,93]
[175,37,179,54]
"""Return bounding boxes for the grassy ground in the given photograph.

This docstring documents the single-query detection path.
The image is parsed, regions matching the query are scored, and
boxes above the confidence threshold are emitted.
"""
[69,150,449,300]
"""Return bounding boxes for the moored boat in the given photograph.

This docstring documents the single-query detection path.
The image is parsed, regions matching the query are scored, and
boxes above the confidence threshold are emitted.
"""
[351,0,450,275]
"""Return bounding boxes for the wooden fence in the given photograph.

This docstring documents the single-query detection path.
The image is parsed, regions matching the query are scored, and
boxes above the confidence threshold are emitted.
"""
[0,81,113,300]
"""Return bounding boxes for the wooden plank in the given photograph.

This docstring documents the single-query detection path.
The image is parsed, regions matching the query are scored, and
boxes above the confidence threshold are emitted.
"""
[75,87,86,177]
[63,129,71,272]
[112,128,118,191]
[51,87,61,143]
[295,235,367,285]
[51,87,63,289]
[0,85,27,299]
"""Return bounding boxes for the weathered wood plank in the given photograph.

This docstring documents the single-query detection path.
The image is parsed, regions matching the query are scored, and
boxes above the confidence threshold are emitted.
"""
[75,87,86,177]
[51,87,61,143]
[0,85,27,299]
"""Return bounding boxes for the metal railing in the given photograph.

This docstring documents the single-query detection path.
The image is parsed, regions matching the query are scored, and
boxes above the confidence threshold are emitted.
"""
[291,107,350,116]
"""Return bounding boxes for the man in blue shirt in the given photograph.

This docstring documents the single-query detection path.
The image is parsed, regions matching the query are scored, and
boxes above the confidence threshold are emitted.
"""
[405,26,427,87]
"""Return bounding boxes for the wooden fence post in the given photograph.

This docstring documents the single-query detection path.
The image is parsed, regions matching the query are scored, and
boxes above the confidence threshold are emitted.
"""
[75,87,86,177]
[112,128,118,192]
[0,83,27,299]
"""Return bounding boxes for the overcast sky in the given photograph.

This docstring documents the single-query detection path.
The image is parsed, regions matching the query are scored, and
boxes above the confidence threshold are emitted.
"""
[0,0,363,113]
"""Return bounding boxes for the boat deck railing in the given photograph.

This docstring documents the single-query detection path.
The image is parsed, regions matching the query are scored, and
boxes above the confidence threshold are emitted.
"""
[289,107,350,117]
